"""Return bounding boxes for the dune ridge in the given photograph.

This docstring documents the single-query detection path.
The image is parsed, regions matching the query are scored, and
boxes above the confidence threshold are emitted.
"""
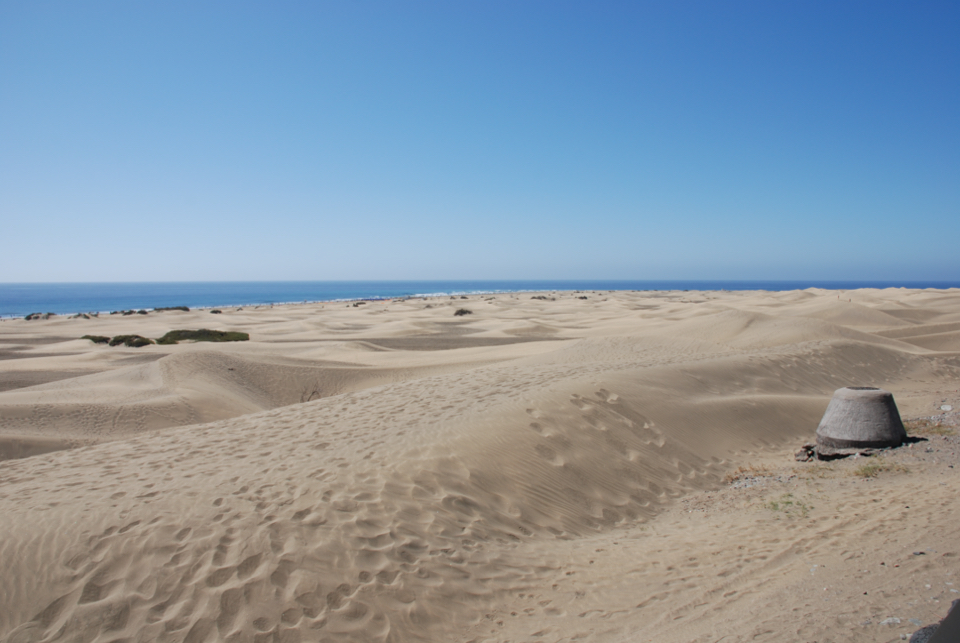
[1,287,958,642]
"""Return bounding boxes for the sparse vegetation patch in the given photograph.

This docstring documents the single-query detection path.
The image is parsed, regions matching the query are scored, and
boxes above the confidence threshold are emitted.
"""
[81,335,110,344]
[765,493,812,517]
[156,329,249,345]
[109,335,154,348]
[454,308,472,316]
[904,417,955,436]
[724,464,772,484]
[852,458,908,478]
[154,306,190,312]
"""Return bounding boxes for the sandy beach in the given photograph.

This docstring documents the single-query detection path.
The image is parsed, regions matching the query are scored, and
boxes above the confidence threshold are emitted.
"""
[0,287,958,643]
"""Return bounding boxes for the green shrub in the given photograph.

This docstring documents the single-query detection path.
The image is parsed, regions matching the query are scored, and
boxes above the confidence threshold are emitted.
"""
[454,308,472,316]
[765,493,811,517]
[81,335,110,344]
[156,329,249,345]
[109,335,154,348]
[154,306,190,312]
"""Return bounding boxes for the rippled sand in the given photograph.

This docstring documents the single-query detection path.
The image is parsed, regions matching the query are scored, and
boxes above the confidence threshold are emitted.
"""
[1,288,958,642]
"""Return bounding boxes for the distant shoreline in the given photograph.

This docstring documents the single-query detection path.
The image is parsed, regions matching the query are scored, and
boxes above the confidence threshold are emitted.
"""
[1,280,958,319]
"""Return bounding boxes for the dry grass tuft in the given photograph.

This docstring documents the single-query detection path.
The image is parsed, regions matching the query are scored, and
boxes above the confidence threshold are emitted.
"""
[904,417,955,436]
[793,462,835,479]
[724,464,773,484]
[851,458,908,478]
[765,492,812,517]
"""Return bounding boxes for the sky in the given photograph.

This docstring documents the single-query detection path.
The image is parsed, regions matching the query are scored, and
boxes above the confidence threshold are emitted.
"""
[1,1,958,282]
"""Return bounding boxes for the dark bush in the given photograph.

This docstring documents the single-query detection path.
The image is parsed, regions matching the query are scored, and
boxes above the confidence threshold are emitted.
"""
[454,308,472,316]
[155,306,190,312]
[82,335,110,344]
[210,309,222,314]
[156,329,250,345]
[24,312,56,320]
[137,310,148,315]
[109,335,154,347]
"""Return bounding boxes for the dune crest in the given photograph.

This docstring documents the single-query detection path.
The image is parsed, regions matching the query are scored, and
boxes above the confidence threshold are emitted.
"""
[1,288,959,642]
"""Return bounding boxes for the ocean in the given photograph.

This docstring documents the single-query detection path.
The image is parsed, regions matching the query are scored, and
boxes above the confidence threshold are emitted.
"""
[0,280,957,318]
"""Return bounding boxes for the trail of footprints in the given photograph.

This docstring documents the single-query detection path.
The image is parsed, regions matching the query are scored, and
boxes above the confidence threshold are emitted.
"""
[6,386,729,643]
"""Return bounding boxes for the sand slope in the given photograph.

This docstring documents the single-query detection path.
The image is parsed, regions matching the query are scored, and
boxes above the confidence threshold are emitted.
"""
[1,288,959,643]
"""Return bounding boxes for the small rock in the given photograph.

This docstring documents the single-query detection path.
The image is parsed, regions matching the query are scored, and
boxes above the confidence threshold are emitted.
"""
[942,405,953,411]
[914,551,927,556]
[795,444,816,462]
[881,617,902,625]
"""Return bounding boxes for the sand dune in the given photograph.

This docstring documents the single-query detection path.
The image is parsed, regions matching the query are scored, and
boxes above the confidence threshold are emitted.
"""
[1,288,959,642]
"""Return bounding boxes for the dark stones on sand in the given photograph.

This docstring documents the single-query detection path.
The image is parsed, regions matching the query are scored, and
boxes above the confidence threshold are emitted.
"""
[816,387,907,454]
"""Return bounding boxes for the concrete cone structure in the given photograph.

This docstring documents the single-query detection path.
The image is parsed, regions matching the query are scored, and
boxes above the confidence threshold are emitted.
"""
[816,386,907,451]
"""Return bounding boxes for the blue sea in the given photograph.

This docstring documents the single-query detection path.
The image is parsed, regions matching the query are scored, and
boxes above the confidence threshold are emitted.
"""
[0,280,956,319]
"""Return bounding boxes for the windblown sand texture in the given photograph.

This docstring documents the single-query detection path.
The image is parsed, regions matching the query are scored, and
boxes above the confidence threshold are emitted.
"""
[1,288,959,643]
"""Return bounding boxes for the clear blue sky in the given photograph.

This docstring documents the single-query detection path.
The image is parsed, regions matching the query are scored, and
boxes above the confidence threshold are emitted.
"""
[2,1,957,282]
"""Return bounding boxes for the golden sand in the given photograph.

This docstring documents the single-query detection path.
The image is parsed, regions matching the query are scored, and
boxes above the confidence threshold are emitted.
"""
[1,288,958,642]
